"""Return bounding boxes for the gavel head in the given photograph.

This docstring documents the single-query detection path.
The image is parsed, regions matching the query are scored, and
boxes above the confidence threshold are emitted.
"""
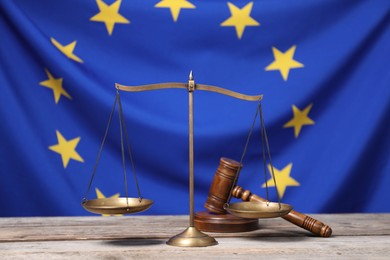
[204,157,242,214]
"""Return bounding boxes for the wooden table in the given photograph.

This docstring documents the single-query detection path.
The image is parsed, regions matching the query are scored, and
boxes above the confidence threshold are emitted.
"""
[0,214,389,259]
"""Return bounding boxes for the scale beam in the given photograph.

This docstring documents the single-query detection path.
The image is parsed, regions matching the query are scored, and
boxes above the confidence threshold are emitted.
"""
[115,83,263,102]
[116,82,187,92]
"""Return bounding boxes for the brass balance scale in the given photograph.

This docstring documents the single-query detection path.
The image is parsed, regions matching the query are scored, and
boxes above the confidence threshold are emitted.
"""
[82,72,292,247]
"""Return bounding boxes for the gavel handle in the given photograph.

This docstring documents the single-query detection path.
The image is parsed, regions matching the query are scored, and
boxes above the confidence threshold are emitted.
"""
[233,186,332,237]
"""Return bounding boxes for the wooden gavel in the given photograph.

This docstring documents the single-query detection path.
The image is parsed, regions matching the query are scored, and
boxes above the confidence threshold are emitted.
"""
[205,157,332,237]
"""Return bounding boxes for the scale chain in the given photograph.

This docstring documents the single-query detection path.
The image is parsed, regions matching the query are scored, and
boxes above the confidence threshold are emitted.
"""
[117,91,130,204]
[260,102,270,204]
[225,100,282,212]
[83,91,143,203]
[225,98,261,208]
[83,94,118,201]
[259,103,282,210]
[117,91,143,201]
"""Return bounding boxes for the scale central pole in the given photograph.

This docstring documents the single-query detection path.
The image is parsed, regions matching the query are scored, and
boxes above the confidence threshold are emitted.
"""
[188,74,195,227]
[166,71,218,247]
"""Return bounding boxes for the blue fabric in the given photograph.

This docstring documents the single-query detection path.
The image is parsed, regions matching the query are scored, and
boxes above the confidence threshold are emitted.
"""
[1,0,389,217]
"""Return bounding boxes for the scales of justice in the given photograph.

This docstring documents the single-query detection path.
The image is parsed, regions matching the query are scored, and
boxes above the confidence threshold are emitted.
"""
[82,72,332,247]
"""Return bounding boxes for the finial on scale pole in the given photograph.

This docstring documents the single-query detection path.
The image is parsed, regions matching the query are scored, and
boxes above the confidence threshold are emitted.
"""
[188,70,195,92]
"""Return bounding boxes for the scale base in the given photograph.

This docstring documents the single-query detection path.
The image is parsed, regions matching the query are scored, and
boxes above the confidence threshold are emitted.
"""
[166,226,218,247]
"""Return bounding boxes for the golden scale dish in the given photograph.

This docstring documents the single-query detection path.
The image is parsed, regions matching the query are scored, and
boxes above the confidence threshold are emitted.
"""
[226,202,292,219]
[82,198,153,215]
[82,72,292,247]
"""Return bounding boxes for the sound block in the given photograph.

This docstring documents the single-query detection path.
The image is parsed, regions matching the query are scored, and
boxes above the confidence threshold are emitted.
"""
[194,210,258,233]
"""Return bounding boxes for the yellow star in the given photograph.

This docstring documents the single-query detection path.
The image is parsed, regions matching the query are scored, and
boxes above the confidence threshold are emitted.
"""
[90,0,130,35]
[155,0,196,22]
[39,69,72,104]
[284,103,315,138]
[95,188,122,217]
[262,163,300,199]
[49,130,84,168]
[265,45,304,81]
[220,2,260,39]
[50,38,83,63]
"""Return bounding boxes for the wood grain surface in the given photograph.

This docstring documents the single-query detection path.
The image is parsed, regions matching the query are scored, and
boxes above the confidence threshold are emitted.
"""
[0,214,389,259]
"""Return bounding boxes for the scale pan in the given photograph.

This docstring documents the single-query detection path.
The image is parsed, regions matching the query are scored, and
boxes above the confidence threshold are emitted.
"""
[226,201,292,219]
[82,197,153,215]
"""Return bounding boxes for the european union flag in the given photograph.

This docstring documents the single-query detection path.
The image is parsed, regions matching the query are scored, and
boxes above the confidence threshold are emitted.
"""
[1,0,389,217]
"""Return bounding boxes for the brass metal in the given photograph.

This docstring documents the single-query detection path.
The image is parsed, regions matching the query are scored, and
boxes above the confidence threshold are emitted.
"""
[166,227,218,247]
[116,82,187,92]
[115,73,262,247]
[115,83,262,101]
[188,71,195,92]
[188,82,195,226]
[166,71,217,247]
[196,84,262,101]
[226,202,292,219]
[82,198,153,215]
